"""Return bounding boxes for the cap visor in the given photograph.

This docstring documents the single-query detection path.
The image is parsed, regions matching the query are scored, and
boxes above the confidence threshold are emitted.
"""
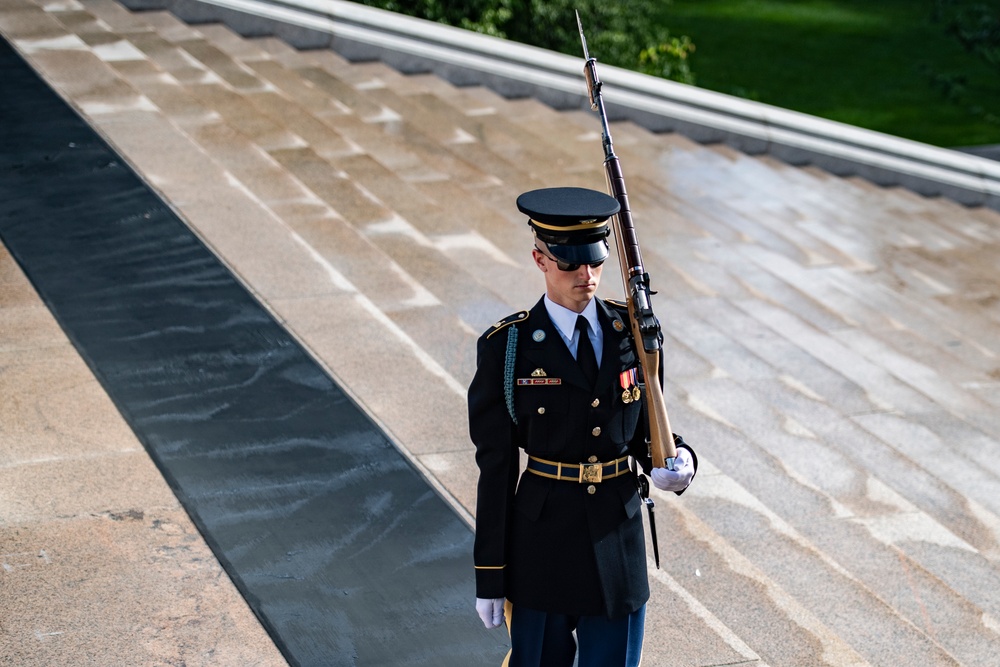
[546,240,609,265]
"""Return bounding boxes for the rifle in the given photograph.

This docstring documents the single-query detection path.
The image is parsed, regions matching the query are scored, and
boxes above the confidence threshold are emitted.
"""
[576,13,677,473]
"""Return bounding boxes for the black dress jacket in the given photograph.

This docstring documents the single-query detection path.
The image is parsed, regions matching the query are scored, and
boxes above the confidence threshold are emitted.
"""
[469,296,692,619]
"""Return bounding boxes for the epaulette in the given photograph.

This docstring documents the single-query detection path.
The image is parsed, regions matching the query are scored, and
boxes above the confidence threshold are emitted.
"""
[485,310,529,339]
[603,298,628,314]
[603,298,632,335]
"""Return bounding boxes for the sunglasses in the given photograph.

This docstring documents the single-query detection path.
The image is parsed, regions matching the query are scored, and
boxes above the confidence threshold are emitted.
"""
[535,245,606,272]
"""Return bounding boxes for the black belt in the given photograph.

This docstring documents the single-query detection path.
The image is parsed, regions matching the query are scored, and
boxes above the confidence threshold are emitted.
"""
[526,455,630,484]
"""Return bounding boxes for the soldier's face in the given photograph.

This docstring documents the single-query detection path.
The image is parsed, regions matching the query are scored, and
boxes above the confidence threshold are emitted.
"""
[532,248,603,313]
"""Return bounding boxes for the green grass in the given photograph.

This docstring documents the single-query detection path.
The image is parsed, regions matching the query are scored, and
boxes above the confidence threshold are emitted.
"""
[659,0,1000,147]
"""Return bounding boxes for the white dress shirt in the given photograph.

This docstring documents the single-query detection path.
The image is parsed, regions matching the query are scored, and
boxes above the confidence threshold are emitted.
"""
[543,295,603,369]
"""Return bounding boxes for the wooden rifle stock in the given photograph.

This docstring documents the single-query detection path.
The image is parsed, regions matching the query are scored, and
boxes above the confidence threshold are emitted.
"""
[577,14,676,470]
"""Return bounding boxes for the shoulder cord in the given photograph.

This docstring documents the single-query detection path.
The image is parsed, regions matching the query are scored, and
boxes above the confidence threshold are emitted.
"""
[504,325,518,424]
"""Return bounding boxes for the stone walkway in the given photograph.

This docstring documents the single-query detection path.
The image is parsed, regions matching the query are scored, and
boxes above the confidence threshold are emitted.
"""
[3,1,1000,665]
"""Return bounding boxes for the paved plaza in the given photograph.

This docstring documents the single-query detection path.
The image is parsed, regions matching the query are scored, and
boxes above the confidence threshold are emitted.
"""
[3,1,1000,665]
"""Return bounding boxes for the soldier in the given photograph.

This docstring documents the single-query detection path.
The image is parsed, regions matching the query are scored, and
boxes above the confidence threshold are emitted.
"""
[469,186,697,666]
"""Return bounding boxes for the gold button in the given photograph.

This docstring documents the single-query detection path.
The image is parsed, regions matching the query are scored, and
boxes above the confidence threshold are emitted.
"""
[538,407,545,414]
[591,398,600,408]
[592,426,602,437]
[588,455,598,463]
[587,485,596,494]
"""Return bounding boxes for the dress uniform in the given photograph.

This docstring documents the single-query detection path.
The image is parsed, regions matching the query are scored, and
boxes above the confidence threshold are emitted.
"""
[469,187,697,667]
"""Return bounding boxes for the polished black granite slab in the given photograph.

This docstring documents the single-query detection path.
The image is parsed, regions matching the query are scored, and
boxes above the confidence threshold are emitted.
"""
[0,37,504,666]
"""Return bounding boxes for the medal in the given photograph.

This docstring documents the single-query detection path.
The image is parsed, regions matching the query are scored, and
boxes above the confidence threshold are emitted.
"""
[619,368,638,404]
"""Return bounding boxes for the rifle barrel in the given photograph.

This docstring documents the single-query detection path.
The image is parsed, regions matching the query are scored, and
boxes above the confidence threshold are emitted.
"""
[577,16,677,471]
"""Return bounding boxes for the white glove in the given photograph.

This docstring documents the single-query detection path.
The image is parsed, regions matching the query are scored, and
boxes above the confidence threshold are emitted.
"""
[650,447,694,492]
[476,597,505,629]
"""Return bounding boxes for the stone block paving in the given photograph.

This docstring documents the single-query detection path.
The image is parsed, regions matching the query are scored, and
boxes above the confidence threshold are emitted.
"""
[3,0,1000,665]
[0,243,289,667]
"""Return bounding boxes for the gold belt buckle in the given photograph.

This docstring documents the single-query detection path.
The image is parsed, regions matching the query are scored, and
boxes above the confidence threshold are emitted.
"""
[580,462,603,484]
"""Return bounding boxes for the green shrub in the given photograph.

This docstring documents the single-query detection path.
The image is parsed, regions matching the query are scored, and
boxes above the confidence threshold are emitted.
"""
[931,1,1000,128]
[934,1,1000,69]
[350,0,696,84]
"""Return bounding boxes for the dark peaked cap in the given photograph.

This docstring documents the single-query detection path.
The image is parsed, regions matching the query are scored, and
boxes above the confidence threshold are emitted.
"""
[517,187,619,265]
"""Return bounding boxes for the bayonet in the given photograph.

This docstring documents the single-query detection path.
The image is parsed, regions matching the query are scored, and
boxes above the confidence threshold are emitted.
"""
[575,10,590,61]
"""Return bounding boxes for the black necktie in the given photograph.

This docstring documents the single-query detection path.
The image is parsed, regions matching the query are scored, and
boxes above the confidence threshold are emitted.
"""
[575,315,598,387]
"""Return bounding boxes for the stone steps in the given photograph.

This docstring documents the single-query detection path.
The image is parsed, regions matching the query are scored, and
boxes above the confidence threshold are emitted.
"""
[61,5,521,343]
[5,1,1000,664]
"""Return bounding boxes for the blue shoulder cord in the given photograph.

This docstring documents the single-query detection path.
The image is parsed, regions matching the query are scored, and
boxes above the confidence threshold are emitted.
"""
[503,325,518,424]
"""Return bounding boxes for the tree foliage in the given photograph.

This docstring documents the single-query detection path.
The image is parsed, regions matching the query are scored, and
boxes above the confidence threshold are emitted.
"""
[930,1,1000,125]
[935,1,1000,69]
[351,0,695,84]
